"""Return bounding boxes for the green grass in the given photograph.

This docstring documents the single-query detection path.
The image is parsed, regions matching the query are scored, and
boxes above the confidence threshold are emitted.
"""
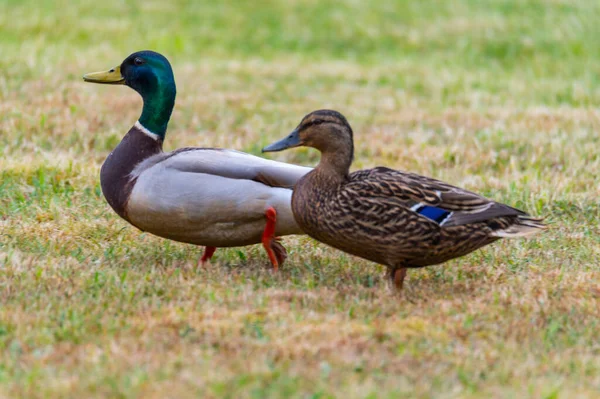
[1,0,599,397]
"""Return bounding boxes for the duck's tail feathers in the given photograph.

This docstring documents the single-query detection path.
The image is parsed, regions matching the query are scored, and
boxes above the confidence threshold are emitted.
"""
[490,215,547,238]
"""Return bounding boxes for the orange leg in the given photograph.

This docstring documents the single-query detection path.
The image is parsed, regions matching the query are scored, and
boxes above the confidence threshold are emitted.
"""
[388,267,407,291]
[262,207,280,271]
[198,246,217,266]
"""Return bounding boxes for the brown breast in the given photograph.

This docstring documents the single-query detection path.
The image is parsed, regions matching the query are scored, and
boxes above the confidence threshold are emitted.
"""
[100,125,163,223]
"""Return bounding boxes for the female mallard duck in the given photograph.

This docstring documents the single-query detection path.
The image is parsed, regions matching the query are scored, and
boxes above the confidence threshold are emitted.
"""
[83,50,312,269]
[263,110,546,289]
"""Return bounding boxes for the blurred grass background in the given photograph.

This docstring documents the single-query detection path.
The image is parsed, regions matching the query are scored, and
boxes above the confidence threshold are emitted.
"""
[2,1,600,96]
[1,1,599,398]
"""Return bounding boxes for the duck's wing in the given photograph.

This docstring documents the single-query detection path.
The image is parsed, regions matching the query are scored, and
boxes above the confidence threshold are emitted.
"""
[346,167,544,233]
[133,148,312,188]
[126,148,310,243]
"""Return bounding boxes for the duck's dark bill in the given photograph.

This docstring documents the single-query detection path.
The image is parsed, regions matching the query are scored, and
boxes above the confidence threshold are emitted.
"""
[83,66,125,84]
[262,129,301,152]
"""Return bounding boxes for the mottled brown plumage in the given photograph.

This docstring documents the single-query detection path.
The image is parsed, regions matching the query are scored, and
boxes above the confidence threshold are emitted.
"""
[263,110,546,290]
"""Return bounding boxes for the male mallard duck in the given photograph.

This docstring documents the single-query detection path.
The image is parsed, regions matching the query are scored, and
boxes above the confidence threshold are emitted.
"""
[263,110,546,289]
[83,50,312,269]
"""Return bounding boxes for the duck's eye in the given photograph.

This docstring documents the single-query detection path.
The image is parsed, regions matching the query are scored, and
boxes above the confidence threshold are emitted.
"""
[134,57,145,66]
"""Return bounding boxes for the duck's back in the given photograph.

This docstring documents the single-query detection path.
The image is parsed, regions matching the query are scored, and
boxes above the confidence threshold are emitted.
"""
[124,147,312,247]
[292,169,438,266]
[291,167,539,268]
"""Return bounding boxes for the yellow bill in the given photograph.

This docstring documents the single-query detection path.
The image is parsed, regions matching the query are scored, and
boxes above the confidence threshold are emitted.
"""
[82,65,125,84]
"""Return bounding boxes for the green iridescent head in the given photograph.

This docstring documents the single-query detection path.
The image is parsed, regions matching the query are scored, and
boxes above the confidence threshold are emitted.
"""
[83,50,177,138]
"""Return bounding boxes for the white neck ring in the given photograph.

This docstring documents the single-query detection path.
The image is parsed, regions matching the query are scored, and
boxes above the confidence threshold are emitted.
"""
[135,121,161,141]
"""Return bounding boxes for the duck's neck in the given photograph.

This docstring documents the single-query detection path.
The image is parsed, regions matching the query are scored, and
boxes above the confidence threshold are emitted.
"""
[294,149,351,210]
[292,149,351,235]
[314,148,353,185]
[138,80,176,139]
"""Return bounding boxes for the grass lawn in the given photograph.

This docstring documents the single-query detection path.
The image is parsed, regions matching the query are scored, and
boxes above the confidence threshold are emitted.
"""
[1,0,599,397]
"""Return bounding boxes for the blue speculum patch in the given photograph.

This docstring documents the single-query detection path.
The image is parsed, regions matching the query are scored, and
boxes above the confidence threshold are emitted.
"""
[416,205,451,223]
